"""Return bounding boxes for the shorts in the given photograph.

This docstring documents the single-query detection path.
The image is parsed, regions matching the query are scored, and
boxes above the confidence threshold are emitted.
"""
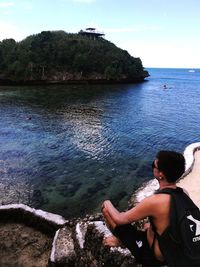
[113,224,166,267]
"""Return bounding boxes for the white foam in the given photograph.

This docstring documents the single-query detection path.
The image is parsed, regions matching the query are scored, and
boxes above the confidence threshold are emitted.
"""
[135,179,159,203]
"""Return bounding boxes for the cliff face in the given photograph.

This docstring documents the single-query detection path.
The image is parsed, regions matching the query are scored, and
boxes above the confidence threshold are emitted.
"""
[0,31,149,85]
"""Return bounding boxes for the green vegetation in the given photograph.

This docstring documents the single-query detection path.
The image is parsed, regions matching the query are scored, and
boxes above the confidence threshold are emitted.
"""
[0,31,149,83]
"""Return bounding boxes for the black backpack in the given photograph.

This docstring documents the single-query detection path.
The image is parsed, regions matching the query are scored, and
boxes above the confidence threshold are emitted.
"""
[154,187,200,267]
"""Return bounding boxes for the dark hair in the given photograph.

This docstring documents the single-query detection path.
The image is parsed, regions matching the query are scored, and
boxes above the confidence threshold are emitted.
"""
[156,150,185,183]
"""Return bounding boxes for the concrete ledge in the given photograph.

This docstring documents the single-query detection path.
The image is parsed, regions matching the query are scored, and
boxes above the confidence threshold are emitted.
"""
[50,227,76,267]
[181,142,200,177]
[179,144,200,207]
[0,205,136,266]
[0,204,66,234]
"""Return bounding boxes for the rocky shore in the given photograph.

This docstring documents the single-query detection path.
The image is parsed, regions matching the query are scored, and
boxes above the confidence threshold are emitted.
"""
[0,142,199,267]
[0,71,149,86]
[0,222,52,267]
[0,204,136,267]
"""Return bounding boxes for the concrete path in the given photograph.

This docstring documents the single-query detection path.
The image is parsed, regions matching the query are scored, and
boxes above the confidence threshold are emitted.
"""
[179,150,200,208]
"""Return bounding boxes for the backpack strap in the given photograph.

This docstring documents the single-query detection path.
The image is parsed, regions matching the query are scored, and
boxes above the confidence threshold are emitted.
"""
[153,187,180,238]
[155,186,200,266]
[155,187,182,226]
[149,216,158,249]
[155,186,184,196]
[155,187,199,214]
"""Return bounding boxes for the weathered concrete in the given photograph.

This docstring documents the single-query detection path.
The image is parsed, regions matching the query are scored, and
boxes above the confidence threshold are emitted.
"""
[50,227,76,266]
[0,205,137,267]
[178,143,200,207]
[0,203,67,234]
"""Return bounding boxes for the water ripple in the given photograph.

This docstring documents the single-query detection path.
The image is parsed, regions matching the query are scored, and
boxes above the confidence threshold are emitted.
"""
[0,69,200,217]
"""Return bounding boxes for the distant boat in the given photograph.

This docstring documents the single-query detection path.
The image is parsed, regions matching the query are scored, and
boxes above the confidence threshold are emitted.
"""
[188,69,195,73]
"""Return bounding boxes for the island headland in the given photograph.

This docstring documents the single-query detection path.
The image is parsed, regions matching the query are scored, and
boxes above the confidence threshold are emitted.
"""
[0,30,149,85]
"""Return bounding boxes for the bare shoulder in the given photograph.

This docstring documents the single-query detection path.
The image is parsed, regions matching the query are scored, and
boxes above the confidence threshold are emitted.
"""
[125,193,171,222]
[141,193,171,212]
[143,193,171,204]
[135,193,171,211]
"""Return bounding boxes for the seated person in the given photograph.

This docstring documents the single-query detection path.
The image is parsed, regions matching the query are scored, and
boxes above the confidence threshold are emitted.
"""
[102,150,185,267]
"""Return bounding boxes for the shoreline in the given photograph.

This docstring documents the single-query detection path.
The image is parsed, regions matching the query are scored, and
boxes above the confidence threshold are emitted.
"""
[132,142,200,208]
[0,78,148,86]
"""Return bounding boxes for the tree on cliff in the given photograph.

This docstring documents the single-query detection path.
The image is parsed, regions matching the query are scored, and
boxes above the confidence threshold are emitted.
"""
[0,30,148,82]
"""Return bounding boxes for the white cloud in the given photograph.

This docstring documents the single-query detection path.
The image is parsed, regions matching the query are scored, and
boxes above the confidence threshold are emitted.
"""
[0,21,27,41]
[21,2,33,10]
[0,1,32,10]
[0,2,14,7]
[116,40,200,68]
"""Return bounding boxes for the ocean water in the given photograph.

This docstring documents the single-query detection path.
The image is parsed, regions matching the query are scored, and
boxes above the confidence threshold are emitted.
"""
[0,68,200,218]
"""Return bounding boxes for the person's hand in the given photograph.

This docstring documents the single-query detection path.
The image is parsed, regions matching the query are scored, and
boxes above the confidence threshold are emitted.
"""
[101,200,111,212]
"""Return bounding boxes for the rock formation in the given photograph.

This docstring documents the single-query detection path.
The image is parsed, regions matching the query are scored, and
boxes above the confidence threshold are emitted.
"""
[0,204,137,267]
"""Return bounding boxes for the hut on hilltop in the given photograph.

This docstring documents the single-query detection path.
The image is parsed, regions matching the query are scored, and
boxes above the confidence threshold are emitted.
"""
[78,27,105,39]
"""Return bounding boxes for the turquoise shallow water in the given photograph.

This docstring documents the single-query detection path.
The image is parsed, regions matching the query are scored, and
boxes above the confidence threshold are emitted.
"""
[0,68,200,218]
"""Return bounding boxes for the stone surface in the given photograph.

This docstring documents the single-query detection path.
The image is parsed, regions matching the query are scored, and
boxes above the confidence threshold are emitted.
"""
[48,219,137,267]
[50,227,76,266]
[0,222,52,267]
[83,221,137,267]
[0,204,66,235]
[75,222,88,249]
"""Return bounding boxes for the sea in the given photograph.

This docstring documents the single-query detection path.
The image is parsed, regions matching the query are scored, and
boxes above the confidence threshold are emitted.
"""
[0,68,200,218]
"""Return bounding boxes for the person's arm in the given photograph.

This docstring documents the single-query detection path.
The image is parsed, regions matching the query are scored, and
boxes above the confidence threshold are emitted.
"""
[102,195,156,226]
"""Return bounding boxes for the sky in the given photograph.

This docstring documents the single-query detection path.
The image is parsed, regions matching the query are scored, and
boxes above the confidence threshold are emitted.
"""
[0,0,200,68]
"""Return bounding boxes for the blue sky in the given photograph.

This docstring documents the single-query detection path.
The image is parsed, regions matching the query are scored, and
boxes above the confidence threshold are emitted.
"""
[0,0,200,68]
